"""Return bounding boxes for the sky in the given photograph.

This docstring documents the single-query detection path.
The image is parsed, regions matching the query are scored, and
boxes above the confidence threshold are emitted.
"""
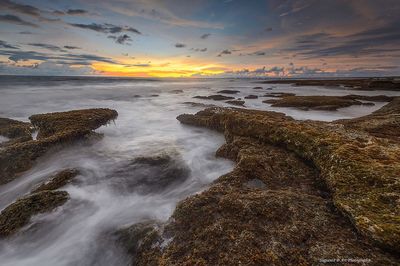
[0,0,399,78]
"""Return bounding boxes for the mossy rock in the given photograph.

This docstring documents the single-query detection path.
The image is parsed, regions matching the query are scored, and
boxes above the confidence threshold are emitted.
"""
[0,190,69,237]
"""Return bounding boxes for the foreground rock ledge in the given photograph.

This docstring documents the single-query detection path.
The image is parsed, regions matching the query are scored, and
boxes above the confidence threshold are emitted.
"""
[0,108,118,184]
[176,100,400,254]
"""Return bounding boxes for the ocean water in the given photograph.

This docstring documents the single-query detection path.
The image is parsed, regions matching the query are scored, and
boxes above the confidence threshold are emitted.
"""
[0,76,397,265]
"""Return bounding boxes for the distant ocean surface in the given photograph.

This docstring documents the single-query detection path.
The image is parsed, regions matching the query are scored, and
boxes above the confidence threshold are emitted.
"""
[0,75,396,265]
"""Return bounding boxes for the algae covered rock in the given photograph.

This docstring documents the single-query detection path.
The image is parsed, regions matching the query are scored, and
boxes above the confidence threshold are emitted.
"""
[225,100,245,106]
[31,168,79,193]
[193,95,235,101]
[264,95,367,110]
[175,101,400,257]
[115,222,162,266]
[0,190,69,237]
[217,89,240,94]
[0,117,32,140]
[0,108,117,184]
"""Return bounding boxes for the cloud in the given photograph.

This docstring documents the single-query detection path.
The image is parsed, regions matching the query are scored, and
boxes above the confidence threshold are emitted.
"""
[67,9,88,15]
[19,31,33,34]
[1,0,41,17]
[63,46,80,50]
[0,14,38,27]
[0,61,94,76]
[0,50,117,64]
[192,48,207,52]
[69,23,141,34]
[175,43,186,48]
[249,51,266,56]
[0,40,19,49]
[28,43,67,52]
[200,33,211,39]
[217,49,232,57]
[115,34,132,45]
[265,27,273,32]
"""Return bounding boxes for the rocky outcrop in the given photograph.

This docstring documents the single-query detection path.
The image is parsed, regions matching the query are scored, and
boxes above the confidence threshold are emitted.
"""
[244,95,258,99]
[174,104,400,255]
[0,108,117,184]
[129,100,400,265]
[217,90,240,94]
[193,95,235,101]
[262,92,296,98]
[263,95,376,110]
[225,100,245,106]
[111,153,190,194]
[261,78,400,91]
[31,169,79,193]
[0,190,69,237]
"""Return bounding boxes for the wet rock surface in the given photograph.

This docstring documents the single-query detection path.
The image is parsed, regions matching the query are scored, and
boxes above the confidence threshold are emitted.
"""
[0,108,118,185]
[244,94,258,99]
[263,95,376,110]
[261,77,400,91]
[110,154,190,194]
[225,100,245,106]
[0,190,69,238]
[217,89,240,94]
[31,169,79,193]
[193,95,235,101]
[130,99,400,265]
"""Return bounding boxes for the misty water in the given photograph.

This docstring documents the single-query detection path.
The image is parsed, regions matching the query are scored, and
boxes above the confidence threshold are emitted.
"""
[0,77,397,265]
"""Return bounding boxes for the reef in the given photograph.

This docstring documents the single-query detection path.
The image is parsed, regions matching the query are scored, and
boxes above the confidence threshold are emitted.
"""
[225,100,245,106]
[244,95,258,99]
[0,190,69,237]
[261,77,400,91]
[193,95,235,101]
[217,90,240,94]
[263,95,374,110]
[31,168,79,193]
[0,108,118,185]
[128,98,400,265]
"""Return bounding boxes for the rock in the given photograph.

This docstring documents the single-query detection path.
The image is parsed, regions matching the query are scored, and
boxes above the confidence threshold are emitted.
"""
[265,95,367,110]
[0,108,118,185]
[115,222,162,266]
[182,102,217,108]
[244,95,258,99]
[169,89,183,94]
[217,90,240,94]
[225,100,245,106]
[111,154,190,194]
[0,117,32,140]
[260,78,400,91]
[173,101,400,258]
[0,190,69,237]
[252,86,263,90]
[262,92,296,98]
[341,94,394,102]
[31,169,79,193]
[193,95,235,101]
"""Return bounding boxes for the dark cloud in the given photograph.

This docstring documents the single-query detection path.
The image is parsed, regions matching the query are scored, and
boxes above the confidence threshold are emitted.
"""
[28,43,67,52]
[192,48,207,52]
[67,9,88,15]
[0,14,38,27]
[249,51,266,56]
[69,23,141,34]
[265,27,273,32]
[125,63,151,67]
[200,33,211,39]
[217,49,232,57]
[1,0,41,17]
[64,46,80,50]
[19,31,32,34]
[175,43,186,48]
[0,40,19,49]
[0,50,117,65]
[116,34,132,45]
